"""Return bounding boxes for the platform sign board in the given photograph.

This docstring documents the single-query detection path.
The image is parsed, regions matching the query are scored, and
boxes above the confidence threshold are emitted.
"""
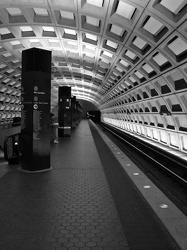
[58,86,72,137]
[21,48,51,171]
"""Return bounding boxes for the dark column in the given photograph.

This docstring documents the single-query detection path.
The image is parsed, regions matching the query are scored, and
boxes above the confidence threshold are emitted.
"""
[21,48,51,172]
[71,96,76,129]
[58,86,72,137]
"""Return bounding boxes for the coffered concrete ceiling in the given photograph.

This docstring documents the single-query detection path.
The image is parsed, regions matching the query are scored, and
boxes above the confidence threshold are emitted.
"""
[0,0,187,154]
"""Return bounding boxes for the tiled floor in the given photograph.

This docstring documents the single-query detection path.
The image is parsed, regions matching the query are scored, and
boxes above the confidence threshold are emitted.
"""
[0,120,129,250]
[0,119,183,250]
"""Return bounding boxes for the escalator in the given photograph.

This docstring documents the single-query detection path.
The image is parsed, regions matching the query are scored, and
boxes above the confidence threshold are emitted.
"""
[4,133,21,164]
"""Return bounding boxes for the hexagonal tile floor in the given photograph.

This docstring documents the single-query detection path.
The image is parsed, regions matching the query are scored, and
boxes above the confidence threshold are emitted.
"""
[0,120,129,250]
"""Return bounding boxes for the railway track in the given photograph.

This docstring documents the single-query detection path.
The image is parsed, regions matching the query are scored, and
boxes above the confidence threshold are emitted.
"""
[99,122,187,215]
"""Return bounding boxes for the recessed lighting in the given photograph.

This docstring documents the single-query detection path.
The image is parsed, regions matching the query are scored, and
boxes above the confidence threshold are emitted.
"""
[0,28,11,35]
[20,26,33,32]
[152,53,168,66]
[10,41,21,45]
[120,59,129,67]
[12,60,20,63]
[29,39,39,43]
[135,71,144,79]
[133,37,147,49]
[67,41,77,46]
[3,53,12,57]
[34,8,48,16]
[142,64,154,73]
[85,45,95,51]
[111,24,123,36]
[64,29,76,35]
[168,37,187,56]
[143,17,164,35]
[86,0,103,8]
[6,7,22,16]
[60,11,74,20]
[160,0,186,14]
[106,40,118,49]
[116,66,123,72]
[113,72,118,76]
[103,51,113,58]
[100,58,110,64]
[43,26,54,32]
[7,69,14,73]
[3,78,10,83]
[86,16,100,27]
[85,33,97,41]
[49,39,58,43]
[125,50,136,59]
[129,76,136,82]
[116,1,136,19]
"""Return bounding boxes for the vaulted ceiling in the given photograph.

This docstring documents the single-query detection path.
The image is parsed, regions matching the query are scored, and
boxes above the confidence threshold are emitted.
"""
[0,0,187,154]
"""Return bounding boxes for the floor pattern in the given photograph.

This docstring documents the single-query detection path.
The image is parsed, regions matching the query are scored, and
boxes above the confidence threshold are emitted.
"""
[0,120,129,250]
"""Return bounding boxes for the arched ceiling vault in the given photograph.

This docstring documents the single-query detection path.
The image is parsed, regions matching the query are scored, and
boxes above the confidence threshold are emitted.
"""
[0,0,187,154]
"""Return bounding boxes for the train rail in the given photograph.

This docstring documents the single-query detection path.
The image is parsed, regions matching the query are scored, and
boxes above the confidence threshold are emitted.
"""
[100,122,187,187]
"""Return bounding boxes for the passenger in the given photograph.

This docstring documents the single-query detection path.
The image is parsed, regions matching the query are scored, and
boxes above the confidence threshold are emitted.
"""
[50,113,59,144]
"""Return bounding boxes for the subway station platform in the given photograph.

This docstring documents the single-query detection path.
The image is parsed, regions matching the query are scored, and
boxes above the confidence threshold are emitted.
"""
[0,119,186,250]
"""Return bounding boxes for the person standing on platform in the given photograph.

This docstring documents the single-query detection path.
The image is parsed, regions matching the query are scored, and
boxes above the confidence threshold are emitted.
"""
[50,113,59,144]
